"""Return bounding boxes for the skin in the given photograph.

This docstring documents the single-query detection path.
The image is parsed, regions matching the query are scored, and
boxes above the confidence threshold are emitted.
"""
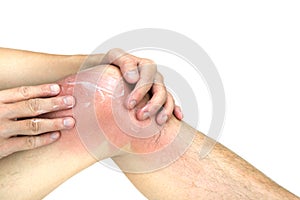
[0,84,76,159]
[0,48,182,120]
[0,65,173,199]
[0,48,90,89]
[117,123,299,200]
[0,65,298,200]
[0,48,182,159]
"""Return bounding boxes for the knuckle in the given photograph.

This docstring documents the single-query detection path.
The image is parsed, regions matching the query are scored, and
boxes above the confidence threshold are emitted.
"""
[139,73,155,84]
[155,72,164,83]
[108,48,125,61]
[25,136,37,149]
[27,119,40,134]
[162,91,168,103]
[135,84,152,97]
[146,74,156,83]
[169,93,175,105]
[155,91,167,104]
[0,125,6,137]
[52,97,63,108]
[165,113,171,119]
[121,56,135,66]
[141,58,155,65]
[140,58,157,69]
[27,98,41,114]
[19,86,31,98]
[0,105,9,118]
[154,84,166,96]
[0,142,13,158]
[167,92,172,99]
[162,85,167,93]
[52,120,62,130]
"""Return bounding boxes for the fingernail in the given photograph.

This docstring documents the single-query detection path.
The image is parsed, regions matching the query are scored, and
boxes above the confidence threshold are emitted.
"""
[161,115,168,124]
[125,69,139,81]
[63,96,75,107]
[142,112,150,120]
[50,84,60,93]
[51,132,60,140]
[129,100,136,109]
[63,118,75,127]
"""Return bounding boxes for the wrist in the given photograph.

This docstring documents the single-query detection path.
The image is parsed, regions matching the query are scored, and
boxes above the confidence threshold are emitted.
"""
[78,53,105,69]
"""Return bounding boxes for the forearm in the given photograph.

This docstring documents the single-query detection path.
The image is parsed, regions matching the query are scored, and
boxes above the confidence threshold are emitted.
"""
[0,48,104,89]
[114,119,299,200]
[0,129,96,200]
[0,71,98,200]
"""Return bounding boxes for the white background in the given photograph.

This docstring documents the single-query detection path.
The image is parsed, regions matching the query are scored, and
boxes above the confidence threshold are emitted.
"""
[0,0,299,199]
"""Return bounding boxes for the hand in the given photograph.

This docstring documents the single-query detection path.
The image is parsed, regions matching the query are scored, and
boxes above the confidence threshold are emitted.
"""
[0,84,75,159]
[101,48,183,125]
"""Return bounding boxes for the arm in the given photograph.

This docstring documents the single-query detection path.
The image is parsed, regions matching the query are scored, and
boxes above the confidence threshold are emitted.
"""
[0,48,182,122]
[0,47,103,90]
[0,65,297,200]
[0,64,179,199]
[0,48,181,159]
[0,48,105,159]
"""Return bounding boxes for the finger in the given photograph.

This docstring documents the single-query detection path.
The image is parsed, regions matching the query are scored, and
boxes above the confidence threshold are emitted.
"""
[135,94,150,110]
[156,92,176,125]
[136,73,167,120]
[174,105,184,120]
[126,60,157,109]
[2,117,75,138]
[0,84,60,103]
[5,95,75,119]
[3,132,61,156]
[104,48,139,84]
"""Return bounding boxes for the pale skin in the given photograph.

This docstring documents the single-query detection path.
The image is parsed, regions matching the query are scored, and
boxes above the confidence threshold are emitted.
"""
[0,65,298,200]
[0,48,182,159]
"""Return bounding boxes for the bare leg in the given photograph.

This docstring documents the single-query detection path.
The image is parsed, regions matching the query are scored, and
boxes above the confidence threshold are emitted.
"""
[114,121,299,199]
[0,66,125,199]
[0,64,171,199]
[0,65,298,200]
